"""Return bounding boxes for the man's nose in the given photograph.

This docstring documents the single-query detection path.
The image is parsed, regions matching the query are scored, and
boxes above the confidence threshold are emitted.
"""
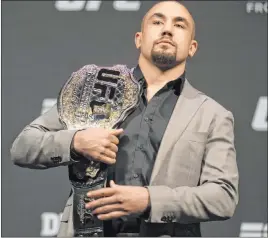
[162,30,173,37]
[161,24,173,37]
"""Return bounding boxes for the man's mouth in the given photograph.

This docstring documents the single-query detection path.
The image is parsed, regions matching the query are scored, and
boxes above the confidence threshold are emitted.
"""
[157,40,175,46]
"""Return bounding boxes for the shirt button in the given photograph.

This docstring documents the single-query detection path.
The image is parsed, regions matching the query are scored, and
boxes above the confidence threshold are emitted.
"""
[75,171,85,179]
[144,117,149,122]
[136,145,143,151]
[161,216,167,222]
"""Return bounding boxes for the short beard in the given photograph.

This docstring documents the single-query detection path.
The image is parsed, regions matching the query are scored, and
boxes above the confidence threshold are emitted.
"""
[151,51,177,71]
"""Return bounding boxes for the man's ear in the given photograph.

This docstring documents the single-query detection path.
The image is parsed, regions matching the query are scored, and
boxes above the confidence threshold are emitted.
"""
[188,40,198,58]
[135,32,142,49]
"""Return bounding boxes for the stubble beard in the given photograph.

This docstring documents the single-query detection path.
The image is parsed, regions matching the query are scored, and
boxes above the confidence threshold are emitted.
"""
[151,47,178,71]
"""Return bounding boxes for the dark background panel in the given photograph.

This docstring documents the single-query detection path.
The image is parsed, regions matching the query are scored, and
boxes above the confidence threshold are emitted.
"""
[2,1,267,237]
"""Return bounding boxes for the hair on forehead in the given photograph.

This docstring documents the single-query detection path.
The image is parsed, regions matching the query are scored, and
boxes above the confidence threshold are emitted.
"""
[140,0,196,39]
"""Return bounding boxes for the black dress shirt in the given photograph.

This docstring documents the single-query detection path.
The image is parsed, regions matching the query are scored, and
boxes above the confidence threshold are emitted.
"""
[104,65,185,235]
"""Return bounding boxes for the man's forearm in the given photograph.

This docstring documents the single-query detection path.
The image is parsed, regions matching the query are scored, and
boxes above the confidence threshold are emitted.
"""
[10,124,78,169]
[146,181,238,224]
[10,104,80,169]
[145,110,238,223]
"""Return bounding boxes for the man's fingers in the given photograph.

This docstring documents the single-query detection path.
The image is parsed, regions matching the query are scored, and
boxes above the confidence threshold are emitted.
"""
[87,187,116,198]
[85,195,119,210]
[108,143,118,153]
[98,154,116,165]
[92,203,123,215]
[97,211,128,220]
[102,148,116,159]
[109,180,117,188]
[109,128,124,136]
[108,134,120,145]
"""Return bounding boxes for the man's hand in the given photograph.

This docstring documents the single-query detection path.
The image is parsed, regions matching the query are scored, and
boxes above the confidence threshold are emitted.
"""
[73,128,124,165]
[85,180,150,220]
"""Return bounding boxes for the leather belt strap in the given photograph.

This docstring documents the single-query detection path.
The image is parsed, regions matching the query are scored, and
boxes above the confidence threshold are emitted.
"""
[72,180,106,237]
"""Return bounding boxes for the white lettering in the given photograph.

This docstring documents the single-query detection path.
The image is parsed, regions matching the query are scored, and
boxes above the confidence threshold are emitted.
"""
[263,223,268,237]
[55,1,86,11]
[41,98,57,115]
[264,2,268,12]
[40,212,62,237]
[251,96,267,131]
[246,2,268,14]
[55,0,141,11]
[246,2,254,13]
[255,2,265,13]
[113,1,141,11]
[240,222,268,237]
[85,0,102,11]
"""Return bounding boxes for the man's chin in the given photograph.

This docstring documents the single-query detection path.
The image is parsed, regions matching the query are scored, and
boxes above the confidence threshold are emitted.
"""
[151,51,177,70]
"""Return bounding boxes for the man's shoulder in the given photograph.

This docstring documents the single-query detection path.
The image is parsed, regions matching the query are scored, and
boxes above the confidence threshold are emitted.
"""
[188,81,233,117]
[204,94,231,115]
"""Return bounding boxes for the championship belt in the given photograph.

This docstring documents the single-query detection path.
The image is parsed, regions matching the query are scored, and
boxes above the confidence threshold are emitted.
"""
[57,64,141,237]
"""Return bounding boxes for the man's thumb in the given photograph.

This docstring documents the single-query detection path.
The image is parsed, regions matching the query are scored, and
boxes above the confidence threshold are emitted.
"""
[110,180,117,188]
[110,128,124,136]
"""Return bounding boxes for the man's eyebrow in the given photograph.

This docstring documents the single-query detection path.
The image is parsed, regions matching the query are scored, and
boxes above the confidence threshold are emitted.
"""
[174,16,190,27]
[148,12,166,21]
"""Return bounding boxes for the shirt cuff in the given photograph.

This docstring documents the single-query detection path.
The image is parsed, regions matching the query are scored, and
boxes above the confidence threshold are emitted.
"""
[69,130,85,162]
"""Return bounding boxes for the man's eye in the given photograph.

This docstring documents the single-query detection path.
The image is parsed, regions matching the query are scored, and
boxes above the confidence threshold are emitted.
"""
[153,21,162,25]
[175,24,184,28]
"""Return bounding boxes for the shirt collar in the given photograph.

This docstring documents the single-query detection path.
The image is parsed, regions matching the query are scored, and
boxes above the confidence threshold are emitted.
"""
[132,64,185,93]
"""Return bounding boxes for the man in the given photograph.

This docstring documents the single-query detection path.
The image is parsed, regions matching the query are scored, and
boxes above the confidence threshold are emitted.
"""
[10,1,239,237]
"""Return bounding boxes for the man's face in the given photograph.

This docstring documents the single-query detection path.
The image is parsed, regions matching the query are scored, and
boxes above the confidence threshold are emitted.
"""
[135,1,197,70]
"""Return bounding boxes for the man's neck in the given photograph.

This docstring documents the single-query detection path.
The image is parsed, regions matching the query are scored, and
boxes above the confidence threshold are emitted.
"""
[138,55,186,87]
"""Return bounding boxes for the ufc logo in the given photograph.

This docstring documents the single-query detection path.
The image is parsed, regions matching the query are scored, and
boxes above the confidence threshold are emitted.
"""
[55,1,141,11]
[92,69,120,102]
[41,98,57,115]
[90,69,122,119]
[251,96,267,131]
[74,69,123,121]
[240,222,267,237]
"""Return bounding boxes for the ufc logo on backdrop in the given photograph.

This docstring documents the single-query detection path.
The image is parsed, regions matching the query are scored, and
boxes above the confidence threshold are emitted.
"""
[55,1,141,11]
[240,222,267,237]
[41,98,57,115]
[251,96,267,131]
